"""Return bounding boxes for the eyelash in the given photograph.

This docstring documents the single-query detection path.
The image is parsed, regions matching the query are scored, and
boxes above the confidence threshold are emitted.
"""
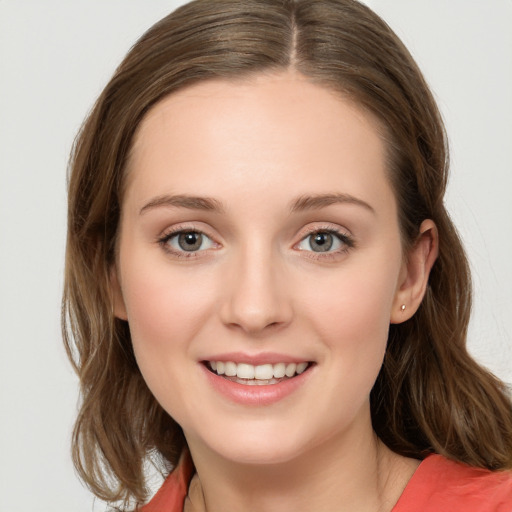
[157,225,355,260]
[295,226,355,261]
[157,225,218,259]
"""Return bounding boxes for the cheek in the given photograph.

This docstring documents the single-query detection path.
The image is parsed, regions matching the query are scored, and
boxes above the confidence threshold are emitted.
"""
[304,260,398,340]
[120,259,217,370]
[299,253,401,387]
[120,264,220,426]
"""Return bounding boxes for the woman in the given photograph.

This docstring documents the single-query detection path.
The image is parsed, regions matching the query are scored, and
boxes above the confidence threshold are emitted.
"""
[62,1,512,510]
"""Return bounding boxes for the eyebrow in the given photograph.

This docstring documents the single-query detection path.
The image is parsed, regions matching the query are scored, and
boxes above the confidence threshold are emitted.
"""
[290,193,375,214]
[139,194,225,215]
[139,192,375,216]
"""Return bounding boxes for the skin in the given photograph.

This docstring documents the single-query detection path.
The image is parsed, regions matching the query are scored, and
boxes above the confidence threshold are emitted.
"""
[113,71,438,511]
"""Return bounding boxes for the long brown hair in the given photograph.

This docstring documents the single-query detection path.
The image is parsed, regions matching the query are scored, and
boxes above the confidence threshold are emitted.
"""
[63,0,512,508]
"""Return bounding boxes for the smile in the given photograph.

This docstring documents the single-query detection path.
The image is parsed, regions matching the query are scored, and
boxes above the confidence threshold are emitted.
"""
[201,358,314,405]
[206,361,311,385]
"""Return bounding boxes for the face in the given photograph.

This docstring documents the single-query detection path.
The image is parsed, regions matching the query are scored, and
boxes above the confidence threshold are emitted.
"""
[114,72,411,465]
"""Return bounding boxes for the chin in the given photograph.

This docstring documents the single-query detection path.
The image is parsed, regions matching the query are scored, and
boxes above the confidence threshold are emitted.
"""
[216,440,306,466]
[187,420,314,466]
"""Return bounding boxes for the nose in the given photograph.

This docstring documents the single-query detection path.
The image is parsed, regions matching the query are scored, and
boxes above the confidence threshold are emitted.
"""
[219,246,293,335]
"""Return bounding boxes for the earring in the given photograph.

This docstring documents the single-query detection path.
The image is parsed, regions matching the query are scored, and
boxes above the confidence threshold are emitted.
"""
[400,304,406,312]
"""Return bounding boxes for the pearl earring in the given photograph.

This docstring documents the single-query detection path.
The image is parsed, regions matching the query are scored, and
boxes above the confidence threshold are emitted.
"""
[400,304,406,312]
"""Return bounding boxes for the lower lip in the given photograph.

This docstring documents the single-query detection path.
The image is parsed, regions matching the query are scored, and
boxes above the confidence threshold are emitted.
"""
[201,364,313,406]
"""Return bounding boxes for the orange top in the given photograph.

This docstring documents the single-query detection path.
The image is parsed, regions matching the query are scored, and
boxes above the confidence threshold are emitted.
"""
[141,452,512,512]
[141,451,194,512]
[393,454,512,512]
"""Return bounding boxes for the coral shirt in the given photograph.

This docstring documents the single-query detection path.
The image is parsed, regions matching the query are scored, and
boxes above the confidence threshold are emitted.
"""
[141,452,512,512]
[393,455,512,511]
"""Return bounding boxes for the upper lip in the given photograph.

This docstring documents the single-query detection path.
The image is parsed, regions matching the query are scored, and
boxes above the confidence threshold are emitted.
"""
[201,352,312,365]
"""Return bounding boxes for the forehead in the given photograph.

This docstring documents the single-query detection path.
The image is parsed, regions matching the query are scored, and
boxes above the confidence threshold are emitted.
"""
[124,72,394,216]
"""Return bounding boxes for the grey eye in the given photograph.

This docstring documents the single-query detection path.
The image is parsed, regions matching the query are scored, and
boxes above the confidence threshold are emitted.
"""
[297,230,348,253]
[308,232,334,252]
[178,232,203,251]
[166,231,215,252]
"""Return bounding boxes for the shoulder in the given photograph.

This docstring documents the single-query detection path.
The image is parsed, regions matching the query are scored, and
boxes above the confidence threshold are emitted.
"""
[393,454,512,512]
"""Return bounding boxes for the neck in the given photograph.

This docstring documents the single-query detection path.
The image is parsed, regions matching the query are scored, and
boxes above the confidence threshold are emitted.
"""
[186,413,419,512]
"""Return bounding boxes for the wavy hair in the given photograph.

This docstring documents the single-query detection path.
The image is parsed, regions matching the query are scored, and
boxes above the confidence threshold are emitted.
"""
[62,0,512,508]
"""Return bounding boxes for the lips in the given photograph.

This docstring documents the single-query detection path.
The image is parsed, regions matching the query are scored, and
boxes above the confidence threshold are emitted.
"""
[201,357,313,405]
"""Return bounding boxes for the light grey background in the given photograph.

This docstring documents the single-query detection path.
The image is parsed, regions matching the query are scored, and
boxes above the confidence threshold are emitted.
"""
[1,1,510,510]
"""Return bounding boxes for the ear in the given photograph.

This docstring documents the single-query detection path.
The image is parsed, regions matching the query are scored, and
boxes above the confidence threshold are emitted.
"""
[110,265,128,321]
[390,219,439,324]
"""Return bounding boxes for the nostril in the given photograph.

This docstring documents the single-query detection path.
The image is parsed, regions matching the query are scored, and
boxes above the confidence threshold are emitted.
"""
[218,277,294,334]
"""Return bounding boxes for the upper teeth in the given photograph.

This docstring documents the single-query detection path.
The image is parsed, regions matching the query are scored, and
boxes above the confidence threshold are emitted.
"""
[209,361,308,380]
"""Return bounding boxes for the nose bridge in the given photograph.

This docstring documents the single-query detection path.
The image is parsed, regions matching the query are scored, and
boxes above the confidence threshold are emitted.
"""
[220,239,292,334]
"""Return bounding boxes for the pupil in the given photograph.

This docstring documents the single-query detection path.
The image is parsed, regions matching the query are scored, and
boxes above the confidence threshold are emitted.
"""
[178,232,202,251]
[311,232,333,252]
